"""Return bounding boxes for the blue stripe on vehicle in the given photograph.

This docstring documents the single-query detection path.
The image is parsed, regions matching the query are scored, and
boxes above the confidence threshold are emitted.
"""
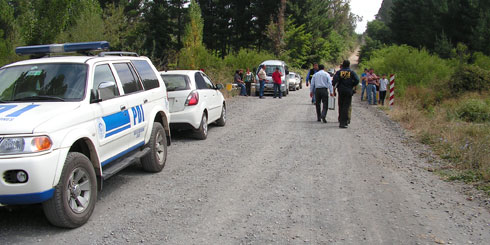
[0,188,54,205]
[103,110,131,132]
[6,104,40,117]
[0,105,17,114]
[101,141,145,167]
[105,123,131,138]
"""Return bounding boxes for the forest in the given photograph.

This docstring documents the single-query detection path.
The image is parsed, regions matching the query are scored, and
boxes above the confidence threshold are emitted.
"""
[0,0,359,69]
[1,0,489,185]
[360,0,489,186]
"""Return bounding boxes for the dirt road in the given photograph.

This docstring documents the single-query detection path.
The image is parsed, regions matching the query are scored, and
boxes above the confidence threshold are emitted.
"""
[1,84,489,244]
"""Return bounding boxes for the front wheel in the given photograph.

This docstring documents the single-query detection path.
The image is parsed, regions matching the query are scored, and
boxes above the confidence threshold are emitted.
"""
[195,113,208,140]
[141,122,167,172]
[215,104,226,126]
[42,152,97,228]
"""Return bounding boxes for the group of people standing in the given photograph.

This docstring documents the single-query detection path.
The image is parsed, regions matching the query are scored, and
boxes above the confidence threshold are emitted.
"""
[235,65,283,99]
[234,68,255,96]
[360,68,389,105]
[308,60,360,128]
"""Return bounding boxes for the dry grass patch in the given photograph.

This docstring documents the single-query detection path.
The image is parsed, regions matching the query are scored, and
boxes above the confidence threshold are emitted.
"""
[387,92,490,189]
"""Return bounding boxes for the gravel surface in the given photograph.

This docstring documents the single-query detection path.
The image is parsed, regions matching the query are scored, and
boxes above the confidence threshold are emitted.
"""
[1,86,489,244]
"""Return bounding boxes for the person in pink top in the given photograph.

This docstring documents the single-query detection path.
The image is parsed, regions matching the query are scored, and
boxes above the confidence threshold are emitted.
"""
[272,67,282,98]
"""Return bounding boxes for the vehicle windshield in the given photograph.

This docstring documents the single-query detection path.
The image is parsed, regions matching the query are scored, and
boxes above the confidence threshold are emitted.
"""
[0,63,87,102]
[258,65,284,76]
[160,74,190,91]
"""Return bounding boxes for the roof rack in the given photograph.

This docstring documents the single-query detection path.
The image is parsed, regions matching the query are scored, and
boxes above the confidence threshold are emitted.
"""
[98,52,139,57]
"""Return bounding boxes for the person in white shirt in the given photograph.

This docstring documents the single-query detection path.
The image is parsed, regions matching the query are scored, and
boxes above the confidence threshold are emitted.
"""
[310,64,334,123]
[257,65,267,99]
[379,74,389,105]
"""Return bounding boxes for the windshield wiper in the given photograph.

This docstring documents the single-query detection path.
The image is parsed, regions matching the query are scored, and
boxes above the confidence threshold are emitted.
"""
[13,96,65,102]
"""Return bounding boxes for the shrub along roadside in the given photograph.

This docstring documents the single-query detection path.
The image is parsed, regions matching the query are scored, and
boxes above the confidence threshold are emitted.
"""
[361,44,490,190]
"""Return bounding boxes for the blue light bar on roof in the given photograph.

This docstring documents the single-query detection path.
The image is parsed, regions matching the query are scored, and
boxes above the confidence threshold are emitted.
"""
[15,41,110,55]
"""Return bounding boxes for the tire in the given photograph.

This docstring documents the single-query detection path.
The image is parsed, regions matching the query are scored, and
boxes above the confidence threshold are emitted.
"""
[195,113,208,140]
[141,122,167,172]
[215,104,226,126]
[42,152,97,228]
[299,82,302,89]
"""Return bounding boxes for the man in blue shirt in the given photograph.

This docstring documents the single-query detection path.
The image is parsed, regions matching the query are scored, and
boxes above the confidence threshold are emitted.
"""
[310,64,334,123]
[360,68,368,101]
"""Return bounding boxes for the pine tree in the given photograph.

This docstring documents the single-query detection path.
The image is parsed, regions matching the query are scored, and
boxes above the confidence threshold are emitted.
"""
[178,0,207,69]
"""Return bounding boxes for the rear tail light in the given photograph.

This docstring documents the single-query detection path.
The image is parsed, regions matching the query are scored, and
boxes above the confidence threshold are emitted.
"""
[185,90,199,106]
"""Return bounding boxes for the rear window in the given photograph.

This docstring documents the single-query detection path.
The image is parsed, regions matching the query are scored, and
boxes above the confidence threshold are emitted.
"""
[132,60,160,90]
[160,74,190,91]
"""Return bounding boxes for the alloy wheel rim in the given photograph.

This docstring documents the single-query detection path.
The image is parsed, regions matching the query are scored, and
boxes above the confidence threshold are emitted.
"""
[203,115,208,135]
[222,107,226,123]
[155,131,165,164]
[66,167,91,214]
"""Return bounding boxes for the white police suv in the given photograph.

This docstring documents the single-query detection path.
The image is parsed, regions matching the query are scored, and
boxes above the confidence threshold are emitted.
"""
[0,41,171,228]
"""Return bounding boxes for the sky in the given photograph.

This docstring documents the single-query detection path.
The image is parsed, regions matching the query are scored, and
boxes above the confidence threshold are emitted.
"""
[350,0,384,34]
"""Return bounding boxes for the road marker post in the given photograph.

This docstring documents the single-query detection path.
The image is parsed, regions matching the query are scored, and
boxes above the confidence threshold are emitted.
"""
[389,74,395,108]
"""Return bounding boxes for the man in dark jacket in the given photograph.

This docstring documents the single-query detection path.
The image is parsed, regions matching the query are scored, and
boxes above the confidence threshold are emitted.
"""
[306,63,319,104]
[332,60,360,128]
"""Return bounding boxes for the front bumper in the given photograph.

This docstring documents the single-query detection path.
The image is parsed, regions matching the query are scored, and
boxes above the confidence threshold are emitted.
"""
[0,150,61,204]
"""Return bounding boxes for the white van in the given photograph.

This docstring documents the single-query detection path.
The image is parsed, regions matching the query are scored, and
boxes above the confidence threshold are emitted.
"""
[255,60,290,96]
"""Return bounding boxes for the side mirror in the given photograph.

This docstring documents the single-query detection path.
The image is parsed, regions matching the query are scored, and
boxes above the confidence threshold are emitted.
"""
[215,83,224,90]
[98,81,116,90]
[96,81,118,101]
[90,89,101,103]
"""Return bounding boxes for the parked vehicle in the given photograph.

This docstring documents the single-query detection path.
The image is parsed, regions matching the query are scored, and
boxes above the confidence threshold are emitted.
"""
[159,70,226,140]
[0,41,171,228]
[287,72,301,91]
[254,60,290,97]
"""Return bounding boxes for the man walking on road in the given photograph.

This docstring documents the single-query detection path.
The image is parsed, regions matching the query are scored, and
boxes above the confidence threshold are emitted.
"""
[310,64,334,123]
[272,67,282,98]
[257,65,266,99]
[333,60,360,128]
[306,63,319,104]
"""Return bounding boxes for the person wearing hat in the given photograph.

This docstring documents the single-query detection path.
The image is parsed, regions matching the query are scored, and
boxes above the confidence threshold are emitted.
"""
[332,60,360,128]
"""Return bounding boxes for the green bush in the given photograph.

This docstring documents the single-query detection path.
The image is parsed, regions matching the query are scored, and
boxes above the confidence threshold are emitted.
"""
[223,49,276,71]
[473,52,490,70]
[361,45,454,96]
[449,64,490,95]
[455,99,490,123]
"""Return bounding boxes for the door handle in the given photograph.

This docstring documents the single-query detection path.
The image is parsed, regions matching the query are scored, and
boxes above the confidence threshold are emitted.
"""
[120,105,126,111]
[143,99,148,104]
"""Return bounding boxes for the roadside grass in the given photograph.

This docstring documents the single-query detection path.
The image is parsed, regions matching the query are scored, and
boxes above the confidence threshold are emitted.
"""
[387,91,490,192]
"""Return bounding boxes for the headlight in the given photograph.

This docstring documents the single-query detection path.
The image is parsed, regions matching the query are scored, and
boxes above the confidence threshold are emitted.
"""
[0,136,52,155]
